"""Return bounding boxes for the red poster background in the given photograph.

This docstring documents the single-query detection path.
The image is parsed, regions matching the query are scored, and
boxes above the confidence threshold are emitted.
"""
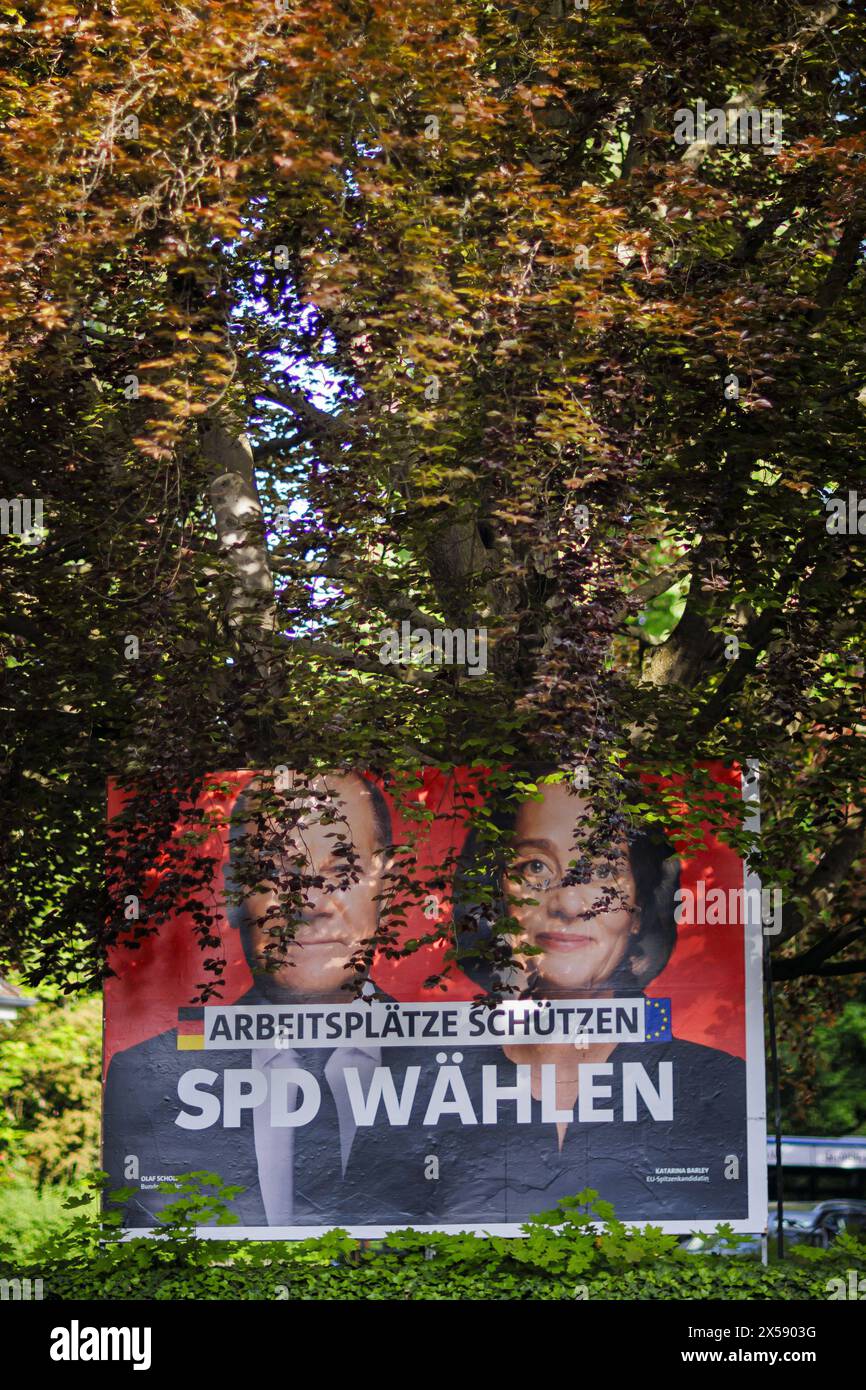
[104,764,746,1072]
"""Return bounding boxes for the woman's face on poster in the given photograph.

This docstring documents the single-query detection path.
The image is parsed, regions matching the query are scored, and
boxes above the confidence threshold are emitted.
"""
[502,783,639,994]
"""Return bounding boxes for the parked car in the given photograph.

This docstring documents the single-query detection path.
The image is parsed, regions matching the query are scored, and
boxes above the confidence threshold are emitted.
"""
[681,1200,866,1256]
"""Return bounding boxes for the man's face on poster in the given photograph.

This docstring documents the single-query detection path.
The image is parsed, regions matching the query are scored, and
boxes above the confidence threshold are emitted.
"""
[238,775,388,998]
[502,783,639,993]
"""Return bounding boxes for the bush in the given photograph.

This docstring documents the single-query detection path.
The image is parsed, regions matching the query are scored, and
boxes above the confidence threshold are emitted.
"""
[2,1180,863,1302]
[0,992,101,1185]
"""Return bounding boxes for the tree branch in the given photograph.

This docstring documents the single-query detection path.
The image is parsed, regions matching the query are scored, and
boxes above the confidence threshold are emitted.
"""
[271,556,444,632]
[204,423,279,684]
[251,434,303,462]
[255,383,343,438]
[807,213,866,325]
[775,822,866,948]
[614,555,691,628]
[680,6,839,172]
[775,956,866,981]
[289,635,435,685]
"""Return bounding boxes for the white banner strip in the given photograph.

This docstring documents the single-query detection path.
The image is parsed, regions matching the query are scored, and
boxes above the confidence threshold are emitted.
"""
[201,998,647,1049]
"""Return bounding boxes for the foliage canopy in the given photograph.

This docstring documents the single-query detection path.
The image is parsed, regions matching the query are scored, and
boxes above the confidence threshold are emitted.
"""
[0,1,864,1013]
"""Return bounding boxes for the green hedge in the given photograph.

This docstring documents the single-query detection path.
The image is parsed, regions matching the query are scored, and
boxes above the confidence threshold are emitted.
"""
[2,1178,864,1301]
[7,1249,861,1302]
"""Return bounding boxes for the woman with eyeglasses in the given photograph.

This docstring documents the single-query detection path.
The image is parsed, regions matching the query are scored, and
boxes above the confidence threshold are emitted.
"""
[443,776,749,1224]
[350,773,750,1228]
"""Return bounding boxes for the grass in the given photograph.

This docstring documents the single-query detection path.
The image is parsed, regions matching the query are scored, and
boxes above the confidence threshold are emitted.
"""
[0,1171,99,1261]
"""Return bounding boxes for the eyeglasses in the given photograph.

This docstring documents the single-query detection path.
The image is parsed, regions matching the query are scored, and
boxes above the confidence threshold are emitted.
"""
[506,857,630,897]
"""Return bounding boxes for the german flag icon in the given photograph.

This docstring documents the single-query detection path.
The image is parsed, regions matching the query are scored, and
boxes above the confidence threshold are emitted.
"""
[176,1006,205,1050]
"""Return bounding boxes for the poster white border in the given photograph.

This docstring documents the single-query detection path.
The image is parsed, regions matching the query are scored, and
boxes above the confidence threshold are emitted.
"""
[112,762,769,1239]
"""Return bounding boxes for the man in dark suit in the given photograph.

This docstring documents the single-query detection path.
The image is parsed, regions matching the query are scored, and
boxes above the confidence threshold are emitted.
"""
[103,771,394,1230]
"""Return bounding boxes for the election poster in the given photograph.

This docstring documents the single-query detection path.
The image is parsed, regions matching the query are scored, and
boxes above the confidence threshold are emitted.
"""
[102,764,768,1236]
